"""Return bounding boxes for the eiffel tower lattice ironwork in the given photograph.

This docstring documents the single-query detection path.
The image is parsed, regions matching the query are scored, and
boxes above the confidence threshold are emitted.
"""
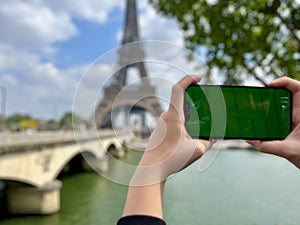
[94,0,163,129]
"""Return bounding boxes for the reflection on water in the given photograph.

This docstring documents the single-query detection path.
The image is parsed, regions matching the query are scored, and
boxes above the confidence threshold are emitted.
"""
[1,149,300,225]
[165,150,300,225]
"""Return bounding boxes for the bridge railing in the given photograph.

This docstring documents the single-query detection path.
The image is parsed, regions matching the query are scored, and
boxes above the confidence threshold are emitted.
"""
[0,129,125,154]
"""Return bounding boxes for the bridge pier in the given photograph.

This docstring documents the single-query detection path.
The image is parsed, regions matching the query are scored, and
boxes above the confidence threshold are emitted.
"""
[107,145,126,158]
[7,180,62,215]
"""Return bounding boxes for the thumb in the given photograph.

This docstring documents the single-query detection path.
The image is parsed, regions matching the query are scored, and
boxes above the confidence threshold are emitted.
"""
[179,139,211,170]
[192,139,213,158]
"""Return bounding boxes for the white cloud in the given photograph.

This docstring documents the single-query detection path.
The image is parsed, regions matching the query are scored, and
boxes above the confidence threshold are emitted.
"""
[0,0,78,48]
[0,0,188,120]
[0,74,18,87]
[45,0,124,24]
[0,45,19,70]
[0,44,85,119]
[73,63,115,118]
[139,1,183,46]
[0,42,116,119]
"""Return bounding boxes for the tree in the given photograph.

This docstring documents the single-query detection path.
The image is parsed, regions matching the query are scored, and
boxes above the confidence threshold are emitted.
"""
[6,114,32,126]
[149,0,300,85]
[59,112,87,130]
[5,114,39,131]
[59,112,73,130]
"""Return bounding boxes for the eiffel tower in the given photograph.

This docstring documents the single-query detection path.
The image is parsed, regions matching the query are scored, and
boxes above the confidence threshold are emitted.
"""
[94,0,163,131]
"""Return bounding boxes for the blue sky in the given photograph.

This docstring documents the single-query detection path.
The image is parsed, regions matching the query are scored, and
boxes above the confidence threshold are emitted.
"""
[0,0,192,120]
[0,0,207,121]
[54,10,123,67]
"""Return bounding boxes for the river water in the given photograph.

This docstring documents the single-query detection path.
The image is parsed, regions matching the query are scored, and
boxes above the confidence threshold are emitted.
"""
[2,149,300,225]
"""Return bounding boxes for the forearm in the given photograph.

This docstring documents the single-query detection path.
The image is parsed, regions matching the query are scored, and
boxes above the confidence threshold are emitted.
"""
[121,143,170,218]
[122,181,165,218]
[119,75,211,225]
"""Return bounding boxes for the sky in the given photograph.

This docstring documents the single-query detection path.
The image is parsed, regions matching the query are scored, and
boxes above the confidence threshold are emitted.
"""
[0,0,208,121]
[0,0,183,120]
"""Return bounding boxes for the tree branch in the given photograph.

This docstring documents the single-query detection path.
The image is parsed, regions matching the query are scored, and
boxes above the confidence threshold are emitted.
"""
[242,61,268,86]
[276,12,300,52]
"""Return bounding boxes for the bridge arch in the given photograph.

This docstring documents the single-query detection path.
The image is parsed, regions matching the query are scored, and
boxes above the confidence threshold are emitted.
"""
[0,178,37,187]
[55,150,101,178]
[0,140,109,188]
[0,130,132,215]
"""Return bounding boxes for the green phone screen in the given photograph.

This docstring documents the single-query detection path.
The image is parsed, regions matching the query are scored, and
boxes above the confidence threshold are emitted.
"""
[184,85,292,139]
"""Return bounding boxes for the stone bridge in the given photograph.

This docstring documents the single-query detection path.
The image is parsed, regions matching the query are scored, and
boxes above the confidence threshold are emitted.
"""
[0,130,132,215]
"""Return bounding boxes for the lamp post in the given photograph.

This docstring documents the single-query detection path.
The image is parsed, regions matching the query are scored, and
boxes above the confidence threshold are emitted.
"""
[1,84,6,130]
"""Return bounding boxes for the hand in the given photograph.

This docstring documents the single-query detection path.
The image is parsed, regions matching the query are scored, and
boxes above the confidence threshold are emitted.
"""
[122,75,213,219]
[247,77,300,169]
[131,75,213,186]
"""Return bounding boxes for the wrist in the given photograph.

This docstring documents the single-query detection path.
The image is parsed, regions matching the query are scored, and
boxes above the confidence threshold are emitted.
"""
[127,146,174,186]
[130,160,168,186]
[123,179,165,218]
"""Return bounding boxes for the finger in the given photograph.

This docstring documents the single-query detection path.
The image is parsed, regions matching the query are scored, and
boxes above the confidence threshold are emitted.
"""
[246,140,288,158]
[269,76,300,93]
[169,75,202,117]
[269,76,300,127]
[177,75,203,90]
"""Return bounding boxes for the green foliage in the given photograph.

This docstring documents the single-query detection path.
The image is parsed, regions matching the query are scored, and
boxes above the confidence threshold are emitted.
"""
[5,114,39,131]
[6,113,32,125]
[59,111,86,130]
[59,112,72,129]
[149,0,300,85]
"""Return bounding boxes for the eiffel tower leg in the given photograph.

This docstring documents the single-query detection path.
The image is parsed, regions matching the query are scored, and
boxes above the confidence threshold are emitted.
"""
[140,111,146,128]
[114,68,127,88]
[138,63,150,87]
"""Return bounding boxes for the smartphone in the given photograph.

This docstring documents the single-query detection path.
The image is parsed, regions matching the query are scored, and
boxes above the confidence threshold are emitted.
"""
[184,84,292,140]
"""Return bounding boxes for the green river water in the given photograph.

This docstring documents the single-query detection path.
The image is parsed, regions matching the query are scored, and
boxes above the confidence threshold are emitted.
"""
[2,149,300,225]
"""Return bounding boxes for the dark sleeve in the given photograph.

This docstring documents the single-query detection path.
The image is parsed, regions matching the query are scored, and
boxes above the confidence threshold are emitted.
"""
[117,215,166,225]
